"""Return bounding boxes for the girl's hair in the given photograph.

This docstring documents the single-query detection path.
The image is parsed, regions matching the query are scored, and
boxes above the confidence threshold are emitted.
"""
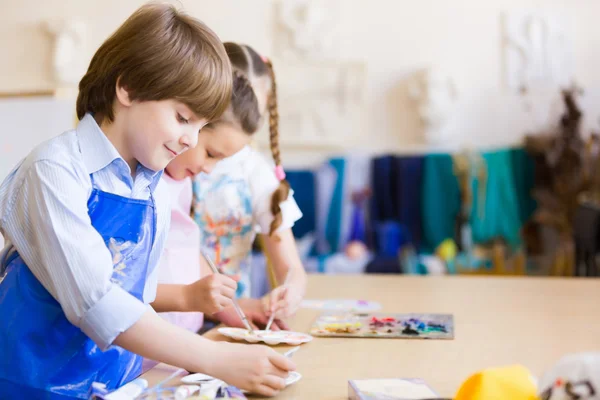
[220,42,289,236]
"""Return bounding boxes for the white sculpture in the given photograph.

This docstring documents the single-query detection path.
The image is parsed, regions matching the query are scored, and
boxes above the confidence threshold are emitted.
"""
[45,19,87,86]
[268,0,365,148]
[274,0,340,60]
[274,61,367,146]
[409,68,459,145]
[503,11,573,93]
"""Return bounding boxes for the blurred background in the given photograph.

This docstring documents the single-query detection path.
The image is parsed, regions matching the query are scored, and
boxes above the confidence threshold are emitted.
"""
[2,0,600,279]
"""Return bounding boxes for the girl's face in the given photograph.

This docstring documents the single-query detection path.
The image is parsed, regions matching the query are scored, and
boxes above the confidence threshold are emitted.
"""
[165,121,251,180]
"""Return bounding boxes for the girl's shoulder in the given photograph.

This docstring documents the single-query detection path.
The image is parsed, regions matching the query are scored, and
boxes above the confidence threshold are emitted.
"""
[243,148,280,187]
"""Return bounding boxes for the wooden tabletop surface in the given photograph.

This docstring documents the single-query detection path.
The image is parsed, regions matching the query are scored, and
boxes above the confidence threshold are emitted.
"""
[142,274,600,399]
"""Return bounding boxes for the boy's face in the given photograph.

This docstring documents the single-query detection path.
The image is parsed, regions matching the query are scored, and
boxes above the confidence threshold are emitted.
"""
[119,94,207,172]
[165,122,250,180]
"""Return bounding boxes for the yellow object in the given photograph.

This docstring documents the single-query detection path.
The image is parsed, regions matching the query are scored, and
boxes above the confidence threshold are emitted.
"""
[455,365,538,400]
[436,239,457,262]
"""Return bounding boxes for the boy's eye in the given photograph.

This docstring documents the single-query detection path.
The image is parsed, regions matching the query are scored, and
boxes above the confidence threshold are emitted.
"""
[206,150,215,159]
[177,113,189,124]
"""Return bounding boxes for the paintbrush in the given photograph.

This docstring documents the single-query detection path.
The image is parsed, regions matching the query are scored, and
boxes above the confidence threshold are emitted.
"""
[265,270,292,331]
[201,251,254,334]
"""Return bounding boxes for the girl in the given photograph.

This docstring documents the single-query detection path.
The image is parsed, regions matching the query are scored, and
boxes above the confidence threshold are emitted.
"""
[155,121,288,332]
[192,43,307,321]
[0,6,292,398]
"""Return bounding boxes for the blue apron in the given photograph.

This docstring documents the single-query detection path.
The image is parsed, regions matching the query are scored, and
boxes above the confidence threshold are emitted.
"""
[0,178,156,399]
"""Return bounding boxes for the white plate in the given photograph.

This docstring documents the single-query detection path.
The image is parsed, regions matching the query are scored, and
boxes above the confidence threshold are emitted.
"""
[217,328,313,345]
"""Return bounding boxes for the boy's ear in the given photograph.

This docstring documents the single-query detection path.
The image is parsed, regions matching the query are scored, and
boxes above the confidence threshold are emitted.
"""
[115,77,133,107]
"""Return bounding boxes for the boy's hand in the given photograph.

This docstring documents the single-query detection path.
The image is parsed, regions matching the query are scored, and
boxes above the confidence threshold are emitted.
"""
[207,342,295,397]
[184,274,237,315]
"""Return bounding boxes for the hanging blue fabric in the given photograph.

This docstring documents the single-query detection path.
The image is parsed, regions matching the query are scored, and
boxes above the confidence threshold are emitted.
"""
[421,154,461,252]
[375,221,413,257]
[348,200,367,244]
[285,170,316,239]
[370,156,395,223]
[340,154,371,250]
[470,149,522,249]
[0,179,156,399]
[396,156,424,250]
[324,158,345,253]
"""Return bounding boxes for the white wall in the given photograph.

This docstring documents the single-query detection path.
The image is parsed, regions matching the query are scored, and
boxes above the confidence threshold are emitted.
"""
[0,97,76,249]
[1,0,600,248]
[1,0,600,161]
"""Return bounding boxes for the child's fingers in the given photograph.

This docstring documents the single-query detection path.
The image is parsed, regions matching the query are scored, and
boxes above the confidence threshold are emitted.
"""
[262,375,286,391]
[221,286,236,299]
[254,384,280,398]
[270,287,288,313]
[216,274,238,290]
[268,352,296,373]
[272,319,289,331]
[266,320,281,331]
[272,299,289,317]
[218,295,233,309]
[261,296,271,314]
[252,312,268,327]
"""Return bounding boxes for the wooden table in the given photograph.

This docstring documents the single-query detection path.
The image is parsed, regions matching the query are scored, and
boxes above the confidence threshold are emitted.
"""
[143,274,600,399]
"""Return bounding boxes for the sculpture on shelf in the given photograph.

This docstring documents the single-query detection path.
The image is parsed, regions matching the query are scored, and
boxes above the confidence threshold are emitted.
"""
[503,11,572,93]
[45,19,87,87]
[409,68,459,146]
[272,61,367,147]
[273,0,339,60]
[268,0,365,148]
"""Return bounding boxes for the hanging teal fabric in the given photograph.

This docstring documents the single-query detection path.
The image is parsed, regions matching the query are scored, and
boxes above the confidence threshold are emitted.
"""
[421,154,461,252]
[325,158,345,253]
[470,149,522,248]
[509,148,537,225]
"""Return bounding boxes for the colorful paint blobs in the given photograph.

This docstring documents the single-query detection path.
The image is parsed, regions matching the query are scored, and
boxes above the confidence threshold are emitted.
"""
[310,313,454,340]
[323,322,363,334]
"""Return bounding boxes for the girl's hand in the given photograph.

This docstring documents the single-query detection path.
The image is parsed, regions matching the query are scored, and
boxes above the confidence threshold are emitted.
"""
[184,274,237,315]
[216,298,289,331]
[264,284,303,320]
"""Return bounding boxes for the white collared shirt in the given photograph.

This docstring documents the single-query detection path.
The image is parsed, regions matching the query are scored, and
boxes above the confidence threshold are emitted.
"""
[0,114,170,350]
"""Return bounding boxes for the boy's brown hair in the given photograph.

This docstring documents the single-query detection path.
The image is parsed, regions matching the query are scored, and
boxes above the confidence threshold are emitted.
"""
[76,2,232,122]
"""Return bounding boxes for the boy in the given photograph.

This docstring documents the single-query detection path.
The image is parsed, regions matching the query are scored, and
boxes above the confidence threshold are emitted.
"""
[0,3,293,398]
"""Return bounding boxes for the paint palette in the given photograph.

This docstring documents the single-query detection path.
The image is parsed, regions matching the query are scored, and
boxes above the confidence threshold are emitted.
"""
[217,327,313,345]
[310,312,454,340]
